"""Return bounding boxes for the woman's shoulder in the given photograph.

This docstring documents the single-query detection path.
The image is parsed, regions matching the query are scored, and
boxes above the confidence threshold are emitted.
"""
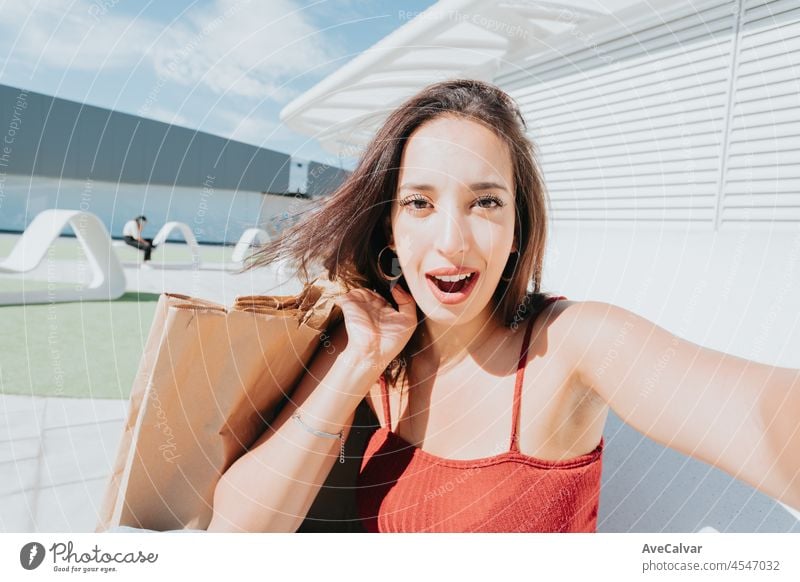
[522,297,611,417]
[537,297,619,330]
[519,292,575,327]
[531,294,615,322]
[524,296,622,378]
[527,294,603,330]
[519,295,592,365]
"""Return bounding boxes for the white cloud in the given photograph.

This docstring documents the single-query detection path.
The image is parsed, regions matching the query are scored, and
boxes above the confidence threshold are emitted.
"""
[151,0,333,101]
[0,0,337,102]
[0,0,161,71]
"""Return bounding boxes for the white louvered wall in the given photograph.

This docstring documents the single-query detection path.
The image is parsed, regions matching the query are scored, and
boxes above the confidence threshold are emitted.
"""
[494,0,799,231]
[721,0,800,228]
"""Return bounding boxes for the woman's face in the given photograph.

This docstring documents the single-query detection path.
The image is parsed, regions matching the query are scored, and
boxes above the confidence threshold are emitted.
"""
[388,114,517,326]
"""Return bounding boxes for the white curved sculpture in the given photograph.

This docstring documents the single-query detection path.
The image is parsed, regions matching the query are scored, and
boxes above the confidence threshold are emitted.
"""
[151,221,202,268]
[231,228,271,264]
[0,209,126,305]
[230,226,296,280]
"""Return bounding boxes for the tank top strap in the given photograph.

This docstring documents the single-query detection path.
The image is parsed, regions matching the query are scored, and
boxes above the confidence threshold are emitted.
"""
[509,295,567,452]
[379,374,392,429]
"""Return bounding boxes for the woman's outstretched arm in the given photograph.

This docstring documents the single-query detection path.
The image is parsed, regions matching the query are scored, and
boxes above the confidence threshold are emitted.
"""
[207,322,376,532]
[563,301,800,511]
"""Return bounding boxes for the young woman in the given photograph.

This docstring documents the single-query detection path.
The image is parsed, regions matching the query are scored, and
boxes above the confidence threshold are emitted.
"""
[207,79,800,533]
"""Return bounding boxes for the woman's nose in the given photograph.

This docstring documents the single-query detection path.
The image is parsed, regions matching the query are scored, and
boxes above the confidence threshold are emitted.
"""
[434,208,469,257]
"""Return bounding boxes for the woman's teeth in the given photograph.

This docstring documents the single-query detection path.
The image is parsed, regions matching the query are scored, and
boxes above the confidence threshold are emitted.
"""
[432,273,472,283]
[430,272,474,292]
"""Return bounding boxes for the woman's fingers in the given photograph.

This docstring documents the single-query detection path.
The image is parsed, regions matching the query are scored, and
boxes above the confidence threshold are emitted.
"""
[337,288,385,305]
[390,285,416,317]
[335,286,414,318]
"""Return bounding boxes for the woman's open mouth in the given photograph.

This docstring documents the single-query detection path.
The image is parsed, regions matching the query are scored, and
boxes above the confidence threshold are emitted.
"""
[425,271,479,305]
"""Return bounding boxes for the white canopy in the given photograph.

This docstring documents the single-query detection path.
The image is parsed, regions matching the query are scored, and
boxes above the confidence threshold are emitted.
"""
[280,0,643,156]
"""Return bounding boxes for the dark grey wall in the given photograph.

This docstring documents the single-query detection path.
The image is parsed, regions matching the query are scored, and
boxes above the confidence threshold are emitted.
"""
[307,160,350,199]
[0,82,338,194]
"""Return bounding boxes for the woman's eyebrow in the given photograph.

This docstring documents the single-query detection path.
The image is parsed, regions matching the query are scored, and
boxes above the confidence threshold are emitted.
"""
[469,181,509,192]
[398,181,509,192]
[398,182,435,191]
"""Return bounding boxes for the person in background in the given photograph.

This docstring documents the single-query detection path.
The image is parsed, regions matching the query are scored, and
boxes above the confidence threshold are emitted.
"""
[122,215,156,263]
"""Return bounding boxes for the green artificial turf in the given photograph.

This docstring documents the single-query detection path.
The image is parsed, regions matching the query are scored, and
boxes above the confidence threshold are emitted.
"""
[0,292,160,399]
[0,234,250,399]
[0,279,76,293]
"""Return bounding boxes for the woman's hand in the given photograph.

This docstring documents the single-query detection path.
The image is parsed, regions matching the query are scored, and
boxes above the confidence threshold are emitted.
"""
[333,285,417,370]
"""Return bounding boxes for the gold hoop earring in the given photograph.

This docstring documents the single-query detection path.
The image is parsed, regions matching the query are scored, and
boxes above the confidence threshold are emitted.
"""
[500,251,518,282]
[377,245,402,281]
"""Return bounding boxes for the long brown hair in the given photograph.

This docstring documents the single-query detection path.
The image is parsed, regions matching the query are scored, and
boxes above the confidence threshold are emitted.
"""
[242,78,554,389]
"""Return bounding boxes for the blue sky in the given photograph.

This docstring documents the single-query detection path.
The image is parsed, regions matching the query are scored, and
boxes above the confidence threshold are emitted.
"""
[0,0,437,167]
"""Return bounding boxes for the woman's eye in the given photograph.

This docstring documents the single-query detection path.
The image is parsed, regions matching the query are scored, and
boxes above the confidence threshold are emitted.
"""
[400,196,431,212]
[400,194,505,212]
[475,196,504,209]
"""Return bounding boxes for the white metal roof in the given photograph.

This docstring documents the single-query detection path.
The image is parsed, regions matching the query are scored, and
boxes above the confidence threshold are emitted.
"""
[280,0,644,157]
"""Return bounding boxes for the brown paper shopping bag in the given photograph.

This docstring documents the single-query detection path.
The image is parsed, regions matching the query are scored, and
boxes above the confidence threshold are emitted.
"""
[96,277,351,532]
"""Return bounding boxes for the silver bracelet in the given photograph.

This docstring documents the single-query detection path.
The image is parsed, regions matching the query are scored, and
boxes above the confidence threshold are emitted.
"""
[291,411,345,464]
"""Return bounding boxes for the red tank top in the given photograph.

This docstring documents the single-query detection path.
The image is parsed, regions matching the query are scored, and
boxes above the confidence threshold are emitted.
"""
[357,296,604,533]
